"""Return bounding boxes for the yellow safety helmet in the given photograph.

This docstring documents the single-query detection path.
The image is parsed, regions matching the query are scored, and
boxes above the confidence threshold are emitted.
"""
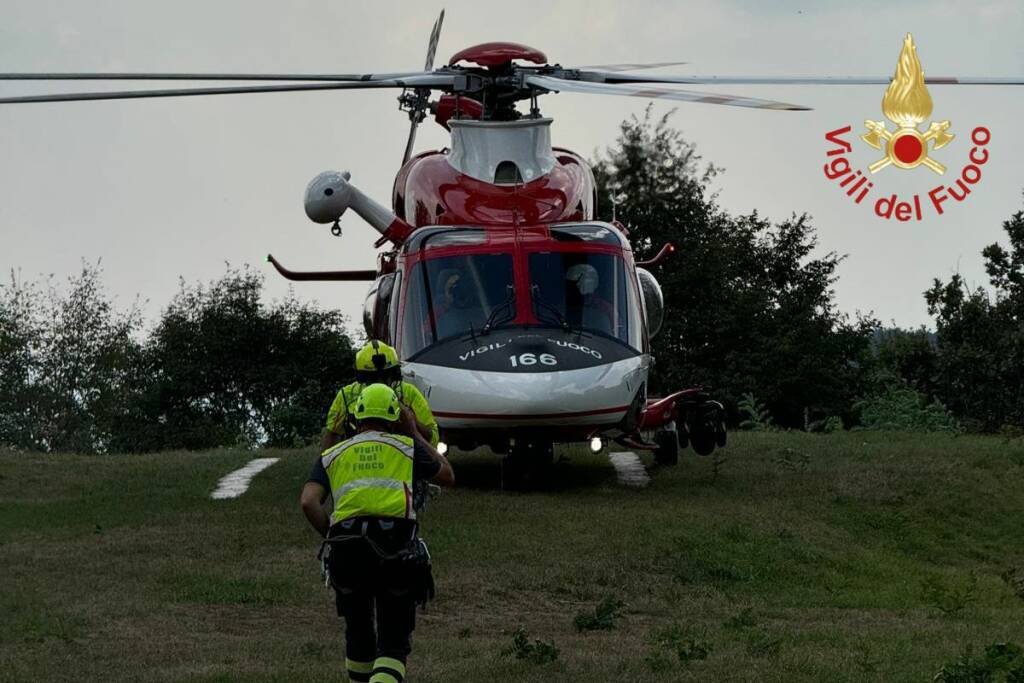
[355,340,399,372]
[353,383,401,422]
[354,340,402,386]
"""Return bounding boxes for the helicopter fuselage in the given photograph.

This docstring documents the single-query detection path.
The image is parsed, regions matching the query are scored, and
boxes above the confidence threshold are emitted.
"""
[295,114,718,461]
[348,117,654,452]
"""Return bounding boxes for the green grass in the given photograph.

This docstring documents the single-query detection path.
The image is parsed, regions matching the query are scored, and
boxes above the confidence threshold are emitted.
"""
[2,432,1024,681]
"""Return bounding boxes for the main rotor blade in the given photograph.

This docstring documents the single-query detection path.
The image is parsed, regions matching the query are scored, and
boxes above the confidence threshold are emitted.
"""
[572,61,688,72]
[575,73,1024,86]
[403,9,445,166]
[526,75,810,111]
[424,9,445,71]
[0,75,455,104]
[0,71,431,82]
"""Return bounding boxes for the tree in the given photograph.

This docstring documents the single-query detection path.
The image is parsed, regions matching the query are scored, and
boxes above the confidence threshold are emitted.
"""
[136,267,355,451]
[925,201,1024,430]
[0,274,41,449]
[863,327,940,396]
[0,264,357,453]
[593,108,874,426]
[0,265,144,452]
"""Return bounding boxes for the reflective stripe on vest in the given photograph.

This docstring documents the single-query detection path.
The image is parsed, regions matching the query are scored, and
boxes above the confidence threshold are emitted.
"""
[322,430,416,523]
[322,432,413,468]
[333,477,406,499]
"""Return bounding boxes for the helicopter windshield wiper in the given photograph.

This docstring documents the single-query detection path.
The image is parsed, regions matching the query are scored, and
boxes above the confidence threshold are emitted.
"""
[530,285,570,332]
[481,286,516,335]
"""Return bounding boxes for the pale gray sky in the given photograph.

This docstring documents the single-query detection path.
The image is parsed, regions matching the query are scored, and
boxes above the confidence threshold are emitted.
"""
[2,0,1022,331]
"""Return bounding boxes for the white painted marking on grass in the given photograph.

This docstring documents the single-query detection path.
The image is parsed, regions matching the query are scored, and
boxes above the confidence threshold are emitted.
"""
[211,458,280,500]
[608,451,650,488]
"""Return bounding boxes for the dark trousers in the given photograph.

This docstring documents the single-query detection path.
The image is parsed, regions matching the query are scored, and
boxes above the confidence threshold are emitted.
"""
[328,522,418,669]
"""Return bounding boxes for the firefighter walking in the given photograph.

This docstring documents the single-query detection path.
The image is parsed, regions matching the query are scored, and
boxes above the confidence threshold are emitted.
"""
[323,340,439,451]
[301,383,454,683]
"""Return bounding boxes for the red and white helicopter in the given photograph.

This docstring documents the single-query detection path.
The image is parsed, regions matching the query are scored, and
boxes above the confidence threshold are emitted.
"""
[4,13,1019,486]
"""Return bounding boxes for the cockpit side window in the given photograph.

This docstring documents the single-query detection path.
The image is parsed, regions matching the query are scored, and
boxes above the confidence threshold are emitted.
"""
[388,271,402,343]
[362,274,395,342]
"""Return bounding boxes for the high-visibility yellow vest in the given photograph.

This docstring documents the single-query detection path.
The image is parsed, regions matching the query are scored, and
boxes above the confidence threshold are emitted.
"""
[321,430,416,523]
[326,381,440,447]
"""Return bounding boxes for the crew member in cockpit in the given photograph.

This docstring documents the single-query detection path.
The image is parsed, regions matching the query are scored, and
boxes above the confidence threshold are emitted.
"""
[432,269,483,340]
[565,263,616,335]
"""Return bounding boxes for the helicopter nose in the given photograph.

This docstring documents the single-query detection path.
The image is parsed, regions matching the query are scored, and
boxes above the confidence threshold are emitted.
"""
[405,355,649,428]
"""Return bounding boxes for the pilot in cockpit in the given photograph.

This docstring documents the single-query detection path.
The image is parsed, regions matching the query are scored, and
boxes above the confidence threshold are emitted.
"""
[565,263,616,335]
[433,268,483,339]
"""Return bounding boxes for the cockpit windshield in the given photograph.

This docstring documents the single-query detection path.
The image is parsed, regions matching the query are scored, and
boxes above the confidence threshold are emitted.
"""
[400,224,644,359]
[528,251,643,349]
[402,252,515,358]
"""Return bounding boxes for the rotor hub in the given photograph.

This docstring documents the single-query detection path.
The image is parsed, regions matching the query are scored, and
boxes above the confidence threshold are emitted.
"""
[449,42,548,68]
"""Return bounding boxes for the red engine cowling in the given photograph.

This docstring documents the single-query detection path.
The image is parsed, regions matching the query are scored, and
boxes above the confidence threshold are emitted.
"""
[433,95,484,130]
[392,148,596,228]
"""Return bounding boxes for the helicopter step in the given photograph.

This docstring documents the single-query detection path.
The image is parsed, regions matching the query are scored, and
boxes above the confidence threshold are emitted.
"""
[608,451,651,488]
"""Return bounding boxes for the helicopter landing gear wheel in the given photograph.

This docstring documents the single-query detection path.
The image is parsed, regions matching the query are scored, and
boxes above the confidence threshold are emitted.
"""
[654,429,679,466]
[501,438,554,491]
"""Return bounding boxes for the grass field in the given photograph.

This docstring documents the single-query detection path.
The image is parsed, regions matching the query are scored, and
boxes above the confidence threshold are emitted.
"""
[2,432,1024,682]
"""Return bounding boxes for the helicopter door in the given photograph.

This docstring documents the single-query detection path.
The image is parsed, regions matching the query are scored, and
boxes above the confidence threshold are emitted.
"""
[362,273,396,342]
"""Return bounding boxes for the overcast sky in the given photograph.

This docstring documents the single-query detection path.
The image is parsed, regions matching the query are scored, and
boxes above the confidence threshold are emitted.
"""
[2,0,1022,333]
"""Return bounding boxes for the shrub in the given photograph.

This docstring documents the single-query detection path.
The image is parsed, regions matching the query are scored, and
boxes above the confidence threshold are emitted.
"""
[651,624,713,664]
[739,393,775,431]
[502,626,559,664]
[934,642,1024,682]
[807,415,844,433]
[920,573,977,617]
[1001,567,1024,602]
[573,596,625,632]
[855,385,960,432]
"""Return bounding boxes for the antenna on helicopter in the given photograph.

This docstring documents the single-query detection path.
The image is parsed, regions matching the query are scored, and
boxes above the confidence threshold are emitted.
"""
[399,9,445,166]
